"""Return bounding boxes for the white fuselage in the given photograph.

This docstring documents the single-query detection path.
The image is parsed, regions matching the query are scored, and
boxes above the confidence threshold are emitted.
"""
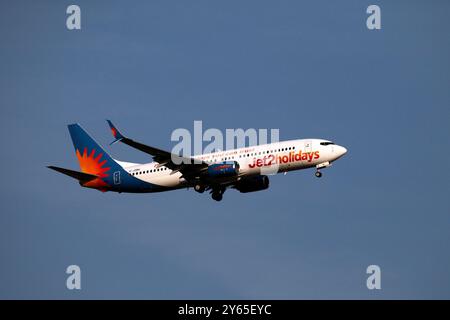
[120,139,347,191]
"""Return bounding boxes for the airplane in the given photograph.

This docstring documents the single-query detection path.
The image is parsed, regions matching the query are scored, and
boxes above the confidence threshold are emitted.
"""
[48,121,347,201]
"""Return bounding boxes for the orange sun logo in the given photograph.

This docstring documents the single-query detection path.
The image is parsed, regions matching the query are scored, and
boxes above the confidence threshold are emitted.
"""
[76,147,111,191]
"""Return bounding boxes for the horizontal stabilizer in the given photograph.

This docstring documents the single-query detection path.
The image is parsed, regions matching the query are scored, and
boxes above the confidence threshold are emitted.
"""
[47,166,98,182]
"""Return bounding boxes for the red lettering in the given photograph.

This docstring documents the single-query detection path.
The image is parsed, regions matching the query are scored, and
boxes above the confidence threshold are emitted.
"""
[267,154,274,166]
[256,159,263,167]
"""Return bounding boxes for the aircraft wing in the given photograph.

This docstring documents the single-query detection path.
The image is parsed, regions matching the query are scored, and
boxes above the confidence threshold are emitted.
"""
[106,120,208,179]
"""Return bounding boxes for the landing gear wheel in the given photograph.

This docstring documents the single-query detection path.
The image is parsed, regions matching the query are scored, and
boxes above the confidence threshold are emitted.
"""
[315,171,322,178]
[211,192,223,202]
[194,183,205,193]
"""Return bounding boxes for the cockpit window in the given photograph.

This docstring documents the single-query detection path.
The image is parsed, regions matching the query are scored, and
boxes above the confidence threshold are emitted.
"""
[320,141,335,146]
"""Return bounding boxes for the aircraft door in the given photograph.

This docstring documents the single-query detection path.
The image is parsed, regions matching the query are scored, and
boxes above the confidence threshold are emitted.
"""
[113,171,121,185]
[304,140,312,153]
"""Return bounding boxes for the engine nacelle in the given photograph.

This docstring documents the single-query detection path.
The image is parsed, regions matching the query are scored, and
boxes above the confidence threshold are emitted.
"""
[235,175,269,193]
[207,161,240,178]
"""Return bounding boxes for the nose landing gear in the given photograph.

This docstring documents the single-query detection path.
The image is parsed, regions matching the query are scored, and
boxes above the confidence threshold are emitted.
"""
[315,161,331,178]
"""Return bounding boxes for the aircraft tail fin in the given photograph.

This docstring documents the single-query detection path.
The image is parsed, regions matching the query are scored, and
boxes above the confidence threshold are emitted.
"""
[67,123,124,190]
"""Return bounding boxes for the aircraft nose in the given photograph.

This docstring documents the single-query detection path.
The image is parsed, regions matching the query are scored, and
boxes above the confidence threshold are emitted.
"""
[336,145,347,157]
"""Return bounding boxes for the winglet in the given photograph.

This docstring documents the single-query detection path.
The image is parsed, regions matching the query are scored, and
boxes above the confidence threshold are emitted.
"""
[106,120,125,145]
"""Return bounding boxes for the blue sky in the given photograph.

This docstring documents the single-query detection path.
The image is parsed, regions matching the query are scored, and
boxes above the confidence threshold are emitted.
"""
[0,0,449,299]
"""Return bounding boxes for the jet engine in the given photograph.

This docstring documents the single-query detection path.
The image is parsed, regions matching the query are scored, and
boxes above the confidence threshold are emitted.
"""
[207,161,240,178]
[235,175,269,193]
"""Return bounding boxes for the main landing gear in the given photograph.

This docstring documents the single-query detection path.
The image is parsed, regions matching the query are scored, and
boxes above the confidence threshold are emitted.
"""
[194,183,206,193]
[315,170,322,178]
[193,182,225,201]
[211,192,223,202]
[211,187,225,202]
